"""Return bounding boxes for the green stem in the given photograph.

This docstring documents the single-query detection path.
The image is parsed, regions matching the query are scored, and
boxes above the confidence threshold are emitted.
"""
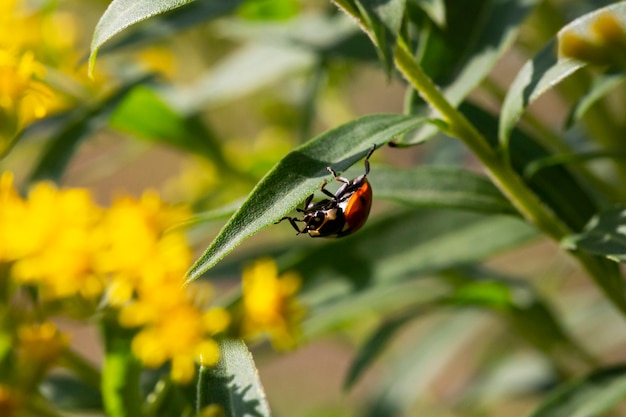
[394,42,626,315]
[394,42,570,241]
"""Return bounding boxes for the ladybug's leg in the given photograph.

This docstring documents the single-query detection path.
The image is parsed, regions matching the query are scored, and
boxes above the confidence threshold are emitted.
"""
[327,167,350,184]
[297,193,316,213]
[319,179,337,200]
[275,216,305,234]
[363,145,376,176]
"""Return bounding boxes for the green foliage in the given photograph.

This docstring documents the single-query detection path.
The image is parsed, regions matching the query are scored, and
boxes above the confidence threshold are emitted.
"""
[5,0,626,416]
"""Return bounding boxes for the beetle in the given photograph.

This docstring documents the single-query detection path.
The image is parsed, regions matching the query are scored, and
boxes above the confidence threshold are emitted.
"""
[276,145,376,238]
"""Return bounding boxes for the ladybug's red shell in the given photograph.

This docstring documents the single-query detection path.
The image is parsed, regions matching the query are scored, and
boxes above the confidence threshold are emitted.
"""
[338,179,372,235]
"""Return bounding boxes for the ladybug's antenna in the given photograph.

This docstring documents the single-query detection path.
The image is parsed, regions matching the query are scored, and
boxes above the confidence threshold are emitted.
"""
[364,144,377,176]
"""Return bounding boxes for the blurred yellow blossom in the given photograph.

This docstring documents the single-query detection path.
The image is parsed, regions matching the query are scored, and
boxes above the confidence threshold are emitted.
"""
[16,322,69,389]
[0,173,228,384]
[0,49,55,147]
[240,258,305,349]
[559,11,626,68]
[0,174,103,299]
[17,322,69,365]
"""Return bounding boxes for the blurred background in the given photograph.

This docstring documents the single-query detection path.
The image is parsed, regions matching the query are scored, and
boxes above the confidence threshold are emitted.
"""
[3,0,626,416]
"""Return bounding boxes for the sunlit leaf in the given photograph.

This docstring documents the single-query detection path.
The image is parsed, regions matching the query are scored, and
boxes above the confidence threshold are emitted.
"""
[528,365,626,417]
[197,339,271,417]
[353,0,406,75]
[186,114,430,281]
[93,0,244,58]
[499,2,626,149]
[90,0,195,73]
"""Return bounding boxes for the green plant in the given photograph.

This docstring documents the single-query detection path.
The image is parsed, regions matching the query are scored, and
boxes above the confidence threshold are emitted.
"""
[3,0,626,416]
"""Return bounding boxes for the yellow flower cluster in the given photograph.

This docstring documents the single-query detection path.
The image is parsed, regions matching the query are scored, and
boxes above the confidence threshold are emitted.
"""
[0,173,228,384]
[240,258,305,350]
[559,11,626,68]
[0,0,72,148]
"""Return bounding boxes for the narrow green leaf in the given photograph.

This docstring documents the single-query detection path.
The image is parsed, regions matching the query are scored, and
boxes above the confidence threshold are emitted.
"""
[463,102,598,231]
[93,0,244,59]
[353,0,407,75]
[90,0,194,74]
[197,339,271,417]
[29,76,151,184]
[524,150,626,179]
[499,2,626,148]
[369,165,516,215]
[369,312,491,416]
[186,114,429,281]
[498,39,584,149]
[565,72,626,128]
[399,0,539,145]
[344,307,429,391]
[443,267,593,373]
[563,207,626,263]
[528,365,626,417]
[109,86,234,171]
[297,210,538,335]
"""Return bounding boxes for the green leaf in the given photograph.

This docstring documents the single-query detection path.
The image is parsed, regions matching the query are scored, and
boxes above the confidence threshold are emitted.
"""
[565,72,626,128]
[463,102,598,231]
[563,207,626,263]
[443,267,593,373]
[528,365,626,417]
[197,339,271,417]
[186,114,429,282]
[399,0,540,145]
[298,210,538,336]
[28,76,152,184]
[101,319,143,417]
[369,312,492,416]
[411,0,446,28]
[93,0,244,59]
[90,0,194,74]
[499,2,626,149]
[109,86,233,171]
[353,0,407,76]
[498,39,584,150]
[370,165,516,215]
[344,306,430,391]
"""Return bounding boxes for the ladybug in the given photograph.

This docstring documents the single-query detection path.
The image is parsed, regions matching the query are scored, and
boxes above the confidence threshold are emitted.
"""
[277,145,376,238]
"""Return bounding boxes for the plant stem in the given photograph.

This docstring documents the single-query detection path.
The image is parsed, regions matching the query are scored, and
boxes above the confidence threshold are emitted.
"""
[394,41,626,315]
[394,42,570,241]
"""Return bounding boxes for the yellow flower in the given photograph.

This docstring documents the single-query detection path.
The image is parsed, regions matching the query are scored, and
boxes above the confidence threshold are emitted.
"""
[16,322,69,389]
[240,258,305,349]
[0,49,54,152]
[130,301,228,384]
[7,180,103,299]
[17,322,69,365]
[559,11,626,68]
